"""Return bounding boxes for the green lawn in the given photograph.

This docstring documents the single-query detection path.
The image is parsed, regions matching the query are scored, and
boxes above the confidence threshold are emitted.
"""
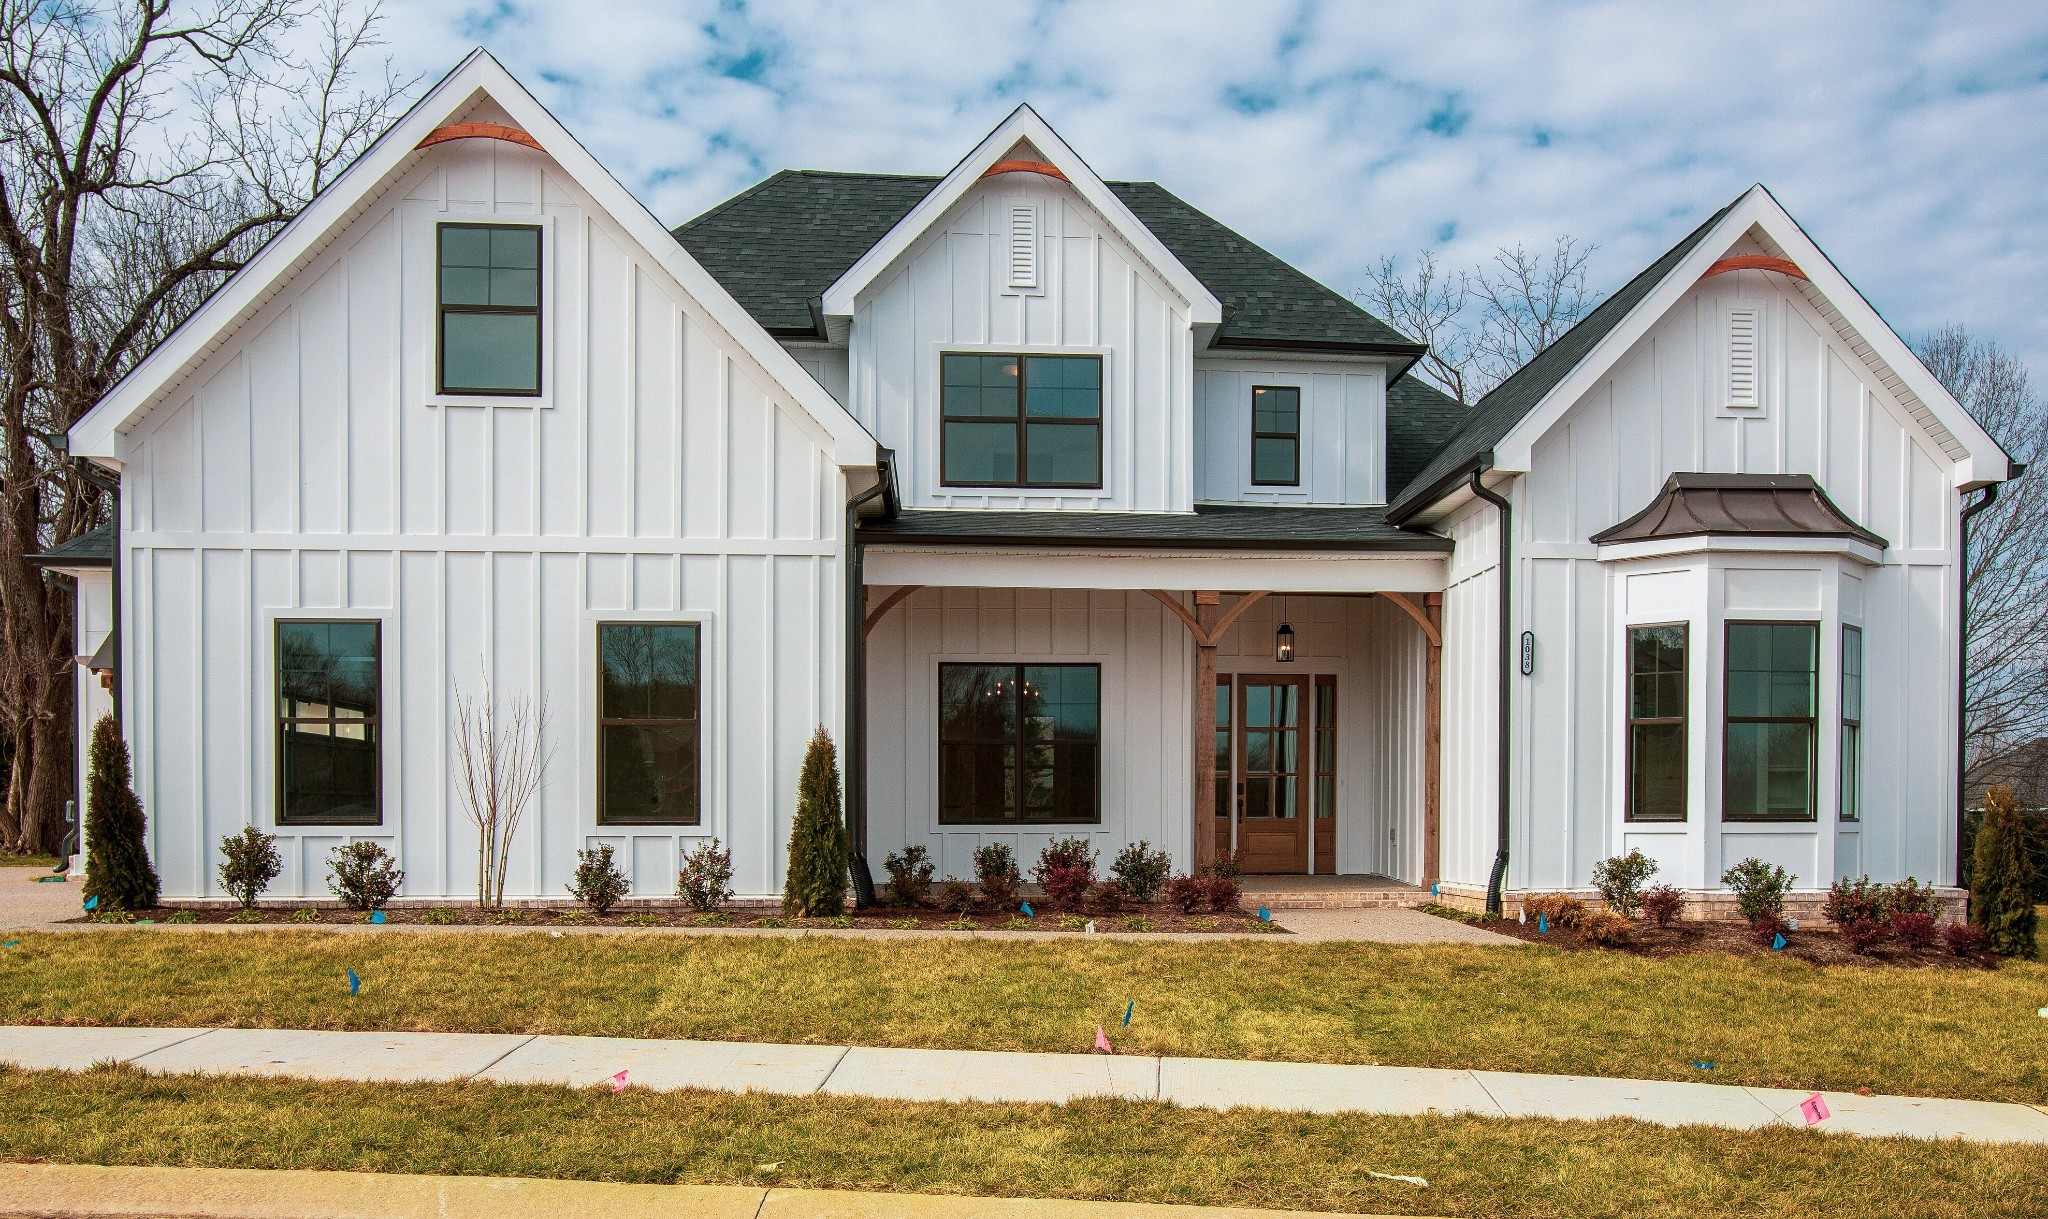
[0,853,58,868]
[2,931,2043,1104]
[1,1067,2042,1219]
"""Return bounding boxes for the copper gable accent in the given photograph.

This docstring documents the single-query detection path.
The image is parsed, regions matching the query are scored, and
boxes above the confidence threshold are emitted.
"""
[1591,472,1888,549]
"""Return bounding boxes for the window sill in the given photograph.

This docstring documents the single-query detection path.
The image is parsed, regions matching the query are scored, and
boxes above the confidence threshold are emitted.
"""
[427,392,551,409]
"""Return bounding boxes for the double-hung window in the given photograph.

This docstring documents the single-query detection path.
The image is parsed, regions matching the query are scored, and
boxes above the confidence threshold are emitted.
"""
[276,621,381,825]
[1723,621,1818,821]
[1840,625,1862,822]
[940,353,1101,488]
[1626,624,1688,821]
[1250,385,1301,485]
[438,223,542,395]
[938,663,1099,823]
[598,623,701,825]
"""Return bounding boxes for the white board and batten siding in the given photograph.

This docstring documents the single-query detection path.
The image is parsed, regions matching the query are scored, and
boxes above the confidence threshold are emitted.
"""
[1194,357,1388,505]
[1507,267,1958,893]
[1436,499,1502,891]
[117,134,846,901]
[846,176,1196,513]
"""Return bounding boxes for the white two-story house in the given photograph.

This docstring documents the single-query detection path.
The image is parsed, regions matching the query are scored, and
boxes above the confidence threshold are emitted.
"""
[50,51,2012,911]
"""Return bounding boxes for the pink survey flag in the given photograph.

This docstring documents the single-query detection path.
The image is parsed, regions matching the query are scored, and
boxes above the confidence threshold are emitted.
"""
[1094,1025,1114,1054]
[1799,1093,1830,1124]
[610,1069,629,1093]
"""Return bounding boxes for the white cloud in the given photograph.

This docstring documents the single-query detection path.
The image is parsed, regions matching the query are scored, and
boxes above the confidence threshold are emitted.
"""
[378,0,2048,373]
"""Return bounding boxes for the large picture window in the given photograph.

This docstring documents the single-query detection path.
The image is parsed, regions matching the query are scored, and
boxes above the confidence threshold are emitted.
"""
[1251,385,1301,486]
[1840,625,1862,823]
[1627,624,1688,821]
[598,623,701,825]
[940,353,1101,488]
[438,223,541,395]
[276,621,381,825]
[939,663,1099,823]
[1723,621,1818,821]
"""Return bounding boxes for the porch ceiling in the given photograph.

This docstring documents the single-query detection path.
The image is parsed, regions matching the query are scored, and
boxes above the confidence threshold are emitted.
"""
[863,545,1447,592]
[858,506,1452,552]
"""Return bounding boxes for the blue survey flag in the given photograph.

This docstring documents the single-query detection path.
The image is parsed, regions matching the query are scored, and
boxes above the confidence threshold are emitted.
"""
[369,910,387,925]
[2,941,17,948]
[1772,932,1787,951]
[346,967,361,996]
[1692,1061,1716,1070]
[1431,882,1440,897]
[1258,905,1271,922]
[83,895,98,911]
[1020,902,1034,918]
[1538,913,1549,934]
[1123,1001,1134,1028]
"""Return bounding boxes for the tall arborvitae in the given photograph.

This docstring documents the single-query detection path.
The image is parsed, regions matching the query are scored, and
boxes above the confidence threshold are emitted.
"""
[81,714,159,910]
[783,726,849,917]
[1971,783,2038,959]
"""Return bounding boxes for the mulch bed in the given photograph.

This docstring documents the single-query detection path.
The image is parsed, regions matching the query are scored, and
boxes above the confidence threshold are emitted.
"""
[69,901,1286,935]
[1438,908,1994,969]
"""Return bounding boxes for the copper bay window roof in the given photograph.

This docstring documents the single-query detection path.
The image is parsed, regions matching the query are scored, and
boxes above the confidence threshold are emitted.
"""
[1591,472,1888,549]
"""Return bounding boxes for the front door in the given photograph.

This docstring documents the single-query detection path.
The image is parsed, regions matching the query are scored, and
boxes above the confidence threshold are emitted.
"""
[1235,675,1307,873]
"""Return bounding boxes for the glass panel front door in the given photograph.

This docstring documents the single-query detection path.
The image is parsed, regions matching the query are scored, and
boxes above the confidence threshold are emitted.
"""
[1236,675,1308,873]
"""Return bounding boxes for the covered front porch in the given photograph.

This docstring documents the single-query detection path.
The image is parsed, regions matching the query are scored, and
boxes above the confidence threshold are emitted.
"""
[852,517,1450,885]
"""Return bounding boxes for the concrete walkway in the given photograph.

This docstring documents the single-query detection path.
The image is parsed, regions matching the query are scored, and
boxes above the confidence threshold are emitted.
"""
[0,1163,1415,1219]
[5,1023,2045,1145]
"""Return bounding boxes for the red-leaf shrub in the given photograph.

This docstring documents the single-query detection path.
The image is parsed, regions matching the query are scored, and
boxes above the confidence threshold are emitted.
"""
[1038,863,1094,911]
[1748,910,1791,946]
[1164,873,1205,913]
[974,843,1021,910]
[1090,880,1132,914]
[1943,921,1989,956]
[1639,884,1685,928]
[1889,910,1939,950]
[1202,873,1242,913]
[1883,877,1942,921]
[1839,916,1884,954]
[1822,876,1887,928]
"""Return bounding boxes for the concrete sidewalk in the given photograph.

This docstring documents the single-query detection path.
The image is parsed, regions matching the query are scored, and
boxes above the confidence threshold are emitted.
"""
[0,1163,1415,1219]
[5,1023,2046,1145]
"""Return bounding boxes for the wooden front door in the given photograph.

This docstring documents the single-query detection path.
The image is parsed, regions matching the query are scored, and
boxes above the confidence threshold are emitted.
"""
[1235,675,1308,873]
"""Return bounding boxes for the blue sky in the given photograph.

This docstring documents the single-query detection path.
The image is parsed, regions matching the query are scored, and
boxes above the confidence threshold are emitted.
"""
[383,0,2048,376]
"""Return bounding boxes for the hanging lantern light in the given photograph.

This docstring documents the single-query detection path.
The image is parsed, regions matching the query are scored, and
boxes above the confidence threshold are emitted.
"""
[1274,594,1295,663]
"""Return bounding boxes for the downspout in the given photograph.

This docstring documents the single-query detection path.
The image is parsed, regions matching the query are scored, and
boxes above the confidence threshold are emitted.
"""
[1469,468,1513,919]
[843,455,892,908]
[73,459,122,725]
[1956,468,2020,886]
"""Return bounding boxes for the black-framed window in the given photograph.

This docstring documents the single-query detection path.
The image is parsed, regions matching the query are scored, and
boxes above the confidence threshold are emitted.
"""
[598,623,701,825]
[1723,621,1818,822]
[1627,624,1688,822]
[438,223,541,395]
[940,353,1101,488]
[1251,385,1301,486]
[1312,675,1337,820]
[276,621,381,826]
[939,663,1099,823]
[1840,625,1862,823]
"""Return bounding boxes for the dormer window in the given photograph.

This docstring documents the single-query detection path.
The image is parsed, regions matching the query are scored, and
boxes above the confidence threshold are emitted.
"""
[438,223,541,395]
[940,353,1101,488]
[1251,385,1301,486]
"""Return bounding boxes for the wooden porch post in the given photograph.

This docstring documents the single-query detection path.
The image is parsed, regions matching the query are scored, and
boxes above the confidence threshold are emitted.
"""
[1192,591,1221,871]
[1423,592,1444,886]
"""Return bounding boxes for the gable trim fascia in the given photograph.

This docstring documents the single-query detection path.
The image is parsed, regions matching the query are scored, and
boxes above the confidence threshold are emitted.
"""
[817,105,1222,328]
[71,50,878,470]
[1490,186,2009,489]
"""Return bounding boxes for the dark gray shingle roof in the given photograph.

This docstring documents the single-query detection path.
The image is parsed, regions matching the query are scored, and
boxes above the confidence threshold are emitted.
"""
[1385,196,1743,522]
[676,171,1421,353]
[1385,374,1470,499]
[858,504,1449,552]
[28,523,113,568]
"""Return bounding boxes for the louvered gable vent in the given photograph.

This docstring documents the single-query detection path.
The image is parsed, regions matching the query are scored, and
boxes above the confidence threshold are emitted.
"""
[1008,203,1038,290]
[1727,307,1760,407]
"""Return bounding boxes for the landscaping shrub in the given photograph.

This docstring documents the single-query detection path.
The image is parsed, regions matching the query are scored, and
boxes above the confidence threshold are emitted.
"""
[1889,910,1939,951]
[326,841,403,911]
[783,727,849,918]
[1720,858,1794,923]
[1164,873,1205,913]
[1521,893,1587,928]
[1032,837,1097,911]
[81,714,159,911]
[883,844,936,906]
[1591,850,1658,917]
[1576,910,1634,947]
[1883,877,1942,921]
[1970,783,2038,959]
[1202,873,1241,913]
[676,839,734,912]
[1839,917,1885,954]
[1201,847,1243,879]
[1943,921,1989,956]
[1822,876,1887,929]
[1639,884,1685,928]
[936,879,975,913]
[1109,840,1172,903]
[1090,880,1131,914]
[1747,909,1791,946]
[567,843,630,914]
[216,826,281,910]
[973,843,1021,909]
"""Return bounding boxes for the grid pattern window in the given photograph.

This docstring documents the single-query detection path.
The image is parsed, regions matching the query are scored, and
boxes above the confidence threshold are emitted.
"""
[276,621,381,826]
[598,624,701,825]
[1627,625,1688,821]
[1251,385,1301,486]
[1723,622,1819,821]
[1240,680,1301,820]
[940,354,1101,488]
[1840,625,1862,823]
[938,664,1100,824]
[1214,677,1232,825]
[1312,676,1337,820]
[439,224,541,395]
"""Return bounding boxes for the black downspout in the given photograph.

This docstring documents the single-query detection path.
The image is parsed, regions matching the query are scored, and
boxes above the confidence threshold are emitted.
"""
[1469,469,1513,919]
[843,463,888,909]
[73,459,122,725]
[1956,470,2018,886]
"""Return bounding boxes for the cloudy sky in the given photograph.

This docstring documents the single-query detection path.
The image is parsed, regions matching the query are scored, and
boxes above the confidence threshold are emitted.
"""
[378,0,2048,375]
